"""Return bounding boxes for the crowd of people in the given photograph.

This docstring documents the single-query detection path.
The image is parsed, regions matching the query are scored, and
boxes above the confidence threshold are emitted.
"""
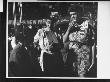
[8,3,97,77]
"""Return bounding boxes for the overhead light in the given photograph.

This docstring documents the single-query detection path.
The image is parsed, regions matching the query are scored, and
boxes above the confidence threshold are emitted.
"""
[70,12,77,15]
[51,12,58,15]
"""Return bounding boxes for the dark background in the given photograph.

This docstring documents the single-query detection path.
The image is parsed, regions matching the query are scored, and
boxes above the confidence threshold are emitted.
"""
[8,2,97,20]
[0,0,6,81]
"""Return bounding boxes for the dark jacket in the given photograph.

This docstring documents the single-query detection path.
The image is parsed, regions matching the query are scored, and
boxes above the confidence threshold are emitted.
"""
[9,43,33,77]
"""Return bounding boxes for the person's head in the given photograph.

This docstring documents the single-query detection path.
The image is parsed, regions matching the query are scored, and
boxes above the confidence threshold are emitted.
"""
[14,23,25,44]
[70,12,78,22]
[45,19,51,30]
[50,11,59,19]
[68,4,83,22]
[87,12,92,19]
[46,19,51,27]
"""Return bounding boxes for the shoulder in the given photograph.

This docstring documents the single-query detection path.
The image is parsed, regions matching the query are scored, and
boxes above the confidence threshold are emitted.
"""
[9,44,22,63]
[11,44,21,52]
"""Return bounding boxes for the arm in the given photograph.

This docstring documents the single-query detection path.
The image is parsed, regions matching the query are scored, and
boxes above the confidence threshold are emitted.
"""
[88,24,96,71]
[63,17,75,43]
[63,25,74,50]
[63,29,70,43]
[88,43,95,71]
[33,30,40,47]
[63,23,73,43]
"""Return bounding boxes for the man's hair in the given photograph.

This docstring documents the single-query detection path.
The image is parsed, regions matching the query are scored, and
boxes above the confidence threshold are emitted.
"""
[68,4,83,16]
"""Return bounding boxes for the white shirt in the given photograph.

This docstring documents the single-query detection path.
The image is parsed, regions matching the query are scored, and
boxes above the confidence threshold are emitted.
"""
[34,28,58,54]
[11,36,17,49]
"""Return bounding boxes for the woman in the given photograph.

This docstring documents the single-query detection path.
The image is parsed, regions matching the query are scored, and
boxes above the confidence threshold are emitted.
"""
[34,19,63,76]
[63,4,95,77]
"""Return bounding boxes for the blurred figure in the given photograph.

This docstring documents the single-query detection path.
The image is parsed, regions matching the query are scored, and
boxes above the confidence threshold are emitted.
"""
[8,24,34,77]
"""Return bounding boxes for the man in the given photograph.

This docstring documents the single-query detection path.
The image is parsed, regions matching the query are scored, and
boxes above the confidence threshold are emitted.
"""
[34,19,63,76]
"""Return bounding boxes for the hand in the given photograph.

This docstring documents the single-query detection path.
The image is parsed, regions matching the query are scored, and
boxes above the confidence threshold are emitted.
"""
[33,42,37,48]
[68,21,74,31]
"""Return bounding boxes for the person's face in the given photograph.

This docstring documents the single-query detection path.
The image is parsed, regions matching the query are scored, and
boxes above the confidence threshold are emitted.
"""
[70,12,78,22]
[46,20,51,28]
[50,12,59,19]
